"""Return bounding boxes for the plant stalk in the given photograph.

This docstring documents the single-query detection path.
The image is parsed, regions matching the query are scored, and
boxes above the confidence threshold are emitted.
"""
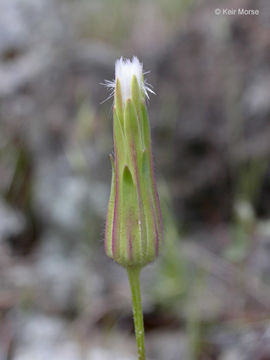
[127,267,146,360]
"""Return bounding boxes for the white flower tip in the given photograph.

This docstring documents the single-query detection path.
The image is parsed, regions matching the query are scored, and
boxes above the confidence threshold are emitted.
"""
[115,56,143,103]
[102,56,154,106]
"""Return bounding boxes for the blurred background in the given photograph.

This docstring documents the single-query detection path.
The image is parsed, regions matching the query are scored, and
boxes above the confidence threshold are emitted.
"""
[1,0,270,359]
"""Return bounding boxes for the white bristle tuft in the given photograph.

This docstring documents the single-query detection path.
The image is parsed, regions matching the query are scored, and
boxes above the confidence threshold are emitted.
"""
[102,56,155,105]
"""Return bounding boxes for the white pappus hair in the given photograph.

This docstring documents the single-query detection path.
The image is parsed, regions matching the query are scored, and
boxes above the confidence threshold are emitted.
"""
[102,56,155,105]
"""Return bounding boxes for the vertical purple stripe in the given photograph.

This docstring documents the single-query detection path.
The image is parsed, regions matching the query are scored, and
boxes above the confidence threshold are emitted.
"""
[127,224,133,261]
[111,147,119,257]
[149,151,163,238]
[150,199,159,256]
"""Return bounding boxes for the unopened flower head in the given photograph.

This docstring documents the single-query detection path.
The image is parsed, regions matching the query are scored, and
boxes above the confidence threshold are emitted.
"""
[104,56,154,108]
[104,56,162,268]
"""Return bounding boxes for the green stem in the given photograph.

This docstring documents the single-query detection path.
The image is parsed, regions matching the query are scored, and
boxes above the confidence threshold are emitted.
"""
[127,267,146,360]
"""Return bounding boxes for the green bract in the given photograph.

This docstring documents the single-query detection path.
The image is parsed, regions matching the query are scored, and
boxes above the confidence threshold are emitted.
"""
[105,72,162,268]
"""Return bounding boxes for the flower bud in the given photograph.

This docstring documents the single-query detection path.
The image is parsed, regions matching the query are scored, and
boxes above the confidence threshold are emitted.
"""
[104,57,162,268]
